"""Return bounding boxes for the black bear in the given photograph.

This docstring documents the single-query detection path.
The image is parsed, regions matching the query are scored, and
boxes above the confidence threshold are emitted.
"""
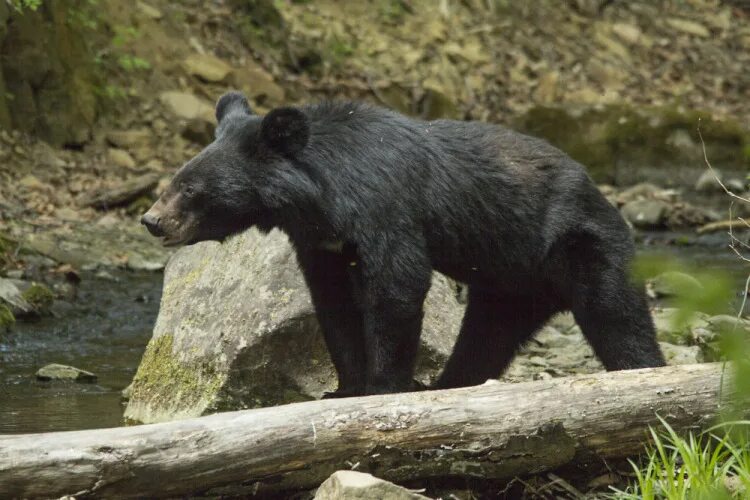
[142,91,665,396]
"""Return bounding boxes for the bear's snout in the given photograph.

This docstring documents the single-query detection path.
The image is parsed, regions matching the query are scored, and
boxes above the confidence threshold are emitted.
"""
[141,213,165,237]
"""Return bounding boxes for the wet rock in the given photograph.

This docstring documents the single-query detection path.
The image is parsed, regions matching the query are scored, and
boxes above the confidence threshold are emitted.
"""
[36,363,98,383]
[620,199,669,228]
[108,148,137,169]
[0,277,34,316]
[21,283,54,316]
[725,178,746,192]
[650,271,703,299]
[183,53,233,83]
[125,228,463,424]
[159,91,214,123]
[81,173,159,210]
[315,471,431,500]
[706,315,750,334]
[695,169,723,193]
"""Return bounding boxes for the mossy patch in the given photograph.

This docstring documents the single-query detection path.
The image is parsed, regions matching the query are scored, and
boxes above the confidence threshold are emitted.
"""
[21,283,54,314]
[127,333,226,422]
[515,104,750,183]
[0,304,15,332]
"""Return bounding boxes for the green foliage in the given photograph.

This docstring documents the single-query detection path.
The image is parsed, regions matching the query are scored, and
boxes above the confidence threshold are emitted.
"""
[95,84,127,100]
[117,55,151,72]
[9,0,42,12]
[67,0,100,30]
[378,0,411,24]
[0,304,15,333]
[327,36,355,63]
[633,255,734,326]
[111,26,140,48]
[610,418,750,499]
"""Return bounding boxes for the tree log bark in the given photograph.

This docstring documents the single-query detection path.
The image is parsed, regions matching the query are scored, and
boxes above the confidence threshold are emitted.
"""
[0,363,739,499]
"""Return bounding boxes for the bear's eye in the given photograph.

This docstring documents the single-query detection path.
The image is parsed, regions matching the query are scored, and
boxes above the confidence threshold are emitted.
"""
[184,185,195,198]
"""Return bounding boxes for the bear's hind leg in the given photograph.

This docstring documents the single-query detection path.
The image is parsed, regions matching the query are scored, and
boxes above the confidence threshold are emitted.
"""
[572,266,666,370]
[435,287,556,389]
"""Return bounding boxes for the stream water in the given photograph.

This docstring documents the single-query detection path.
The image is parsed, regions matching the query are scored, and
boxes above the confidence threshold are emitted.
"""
[0,271,162,434]
[0,237,746,435]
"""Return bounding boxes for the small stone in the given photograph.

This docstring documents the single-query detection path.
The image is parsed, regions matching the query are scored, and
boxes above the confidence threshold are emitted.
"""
[159,91,215,123]
[695,169,724,193]
[667,18,710,38]
[725,178,746,193]
[36,363,98,383]
[183,53,233,83]
[620,199,669,228]
[665,129,696,150]
[660,342,703,365]
[18,175,45,190]
[108,148,137,169]
[106,129,151,149]
[612,22,642,44]
[137,1,162,20]
[235,66,286,105]
[314,471,431,500]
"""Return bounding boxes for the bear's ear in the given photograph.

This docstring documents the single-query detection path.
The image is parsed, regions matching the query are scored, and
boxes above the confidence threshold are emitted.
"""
[215,91,252,124]
[259,107,310,156]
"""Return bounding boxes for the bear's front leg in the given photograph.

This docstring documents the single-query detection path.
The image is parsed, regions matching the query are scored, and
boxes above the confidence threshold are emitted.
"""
[355,240,432,395]
[297,248,367,398]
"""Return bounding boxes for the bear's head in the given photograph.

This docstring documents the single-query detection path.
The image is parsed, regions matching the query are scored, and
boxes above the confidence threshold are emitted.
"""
[141,91,310,246]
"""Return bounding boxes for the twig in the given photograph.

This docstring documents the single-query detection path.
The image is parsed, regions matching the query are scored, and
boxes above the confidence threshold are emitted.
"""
[739,274,750,322]
[697,121,750,204]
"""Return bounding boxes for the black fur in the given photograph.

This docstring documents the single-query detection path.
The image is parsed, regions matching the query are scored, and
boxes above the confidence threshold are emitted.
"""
[156,93,666,396]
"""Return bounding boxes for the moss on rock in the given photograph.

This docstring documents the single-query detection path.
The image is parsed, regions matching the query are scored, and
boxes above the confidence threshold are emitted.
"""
[126,333,226,422]
[0,304,15,332]
[21,282,54,314]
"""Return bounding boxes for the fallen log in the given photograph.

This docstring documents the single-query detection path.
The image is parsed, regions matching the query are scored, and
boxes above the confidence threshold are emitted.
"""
[0,363,739,499]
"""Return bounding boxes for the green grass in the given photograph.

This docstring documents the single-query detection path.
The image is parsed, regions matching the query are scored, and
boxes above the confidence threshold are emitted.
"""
[610,417,750,499]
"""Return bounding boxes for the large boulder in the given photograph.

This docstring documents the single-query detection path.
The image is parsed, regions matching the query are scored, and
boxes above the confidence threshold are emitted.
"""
[124,228,464,424]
